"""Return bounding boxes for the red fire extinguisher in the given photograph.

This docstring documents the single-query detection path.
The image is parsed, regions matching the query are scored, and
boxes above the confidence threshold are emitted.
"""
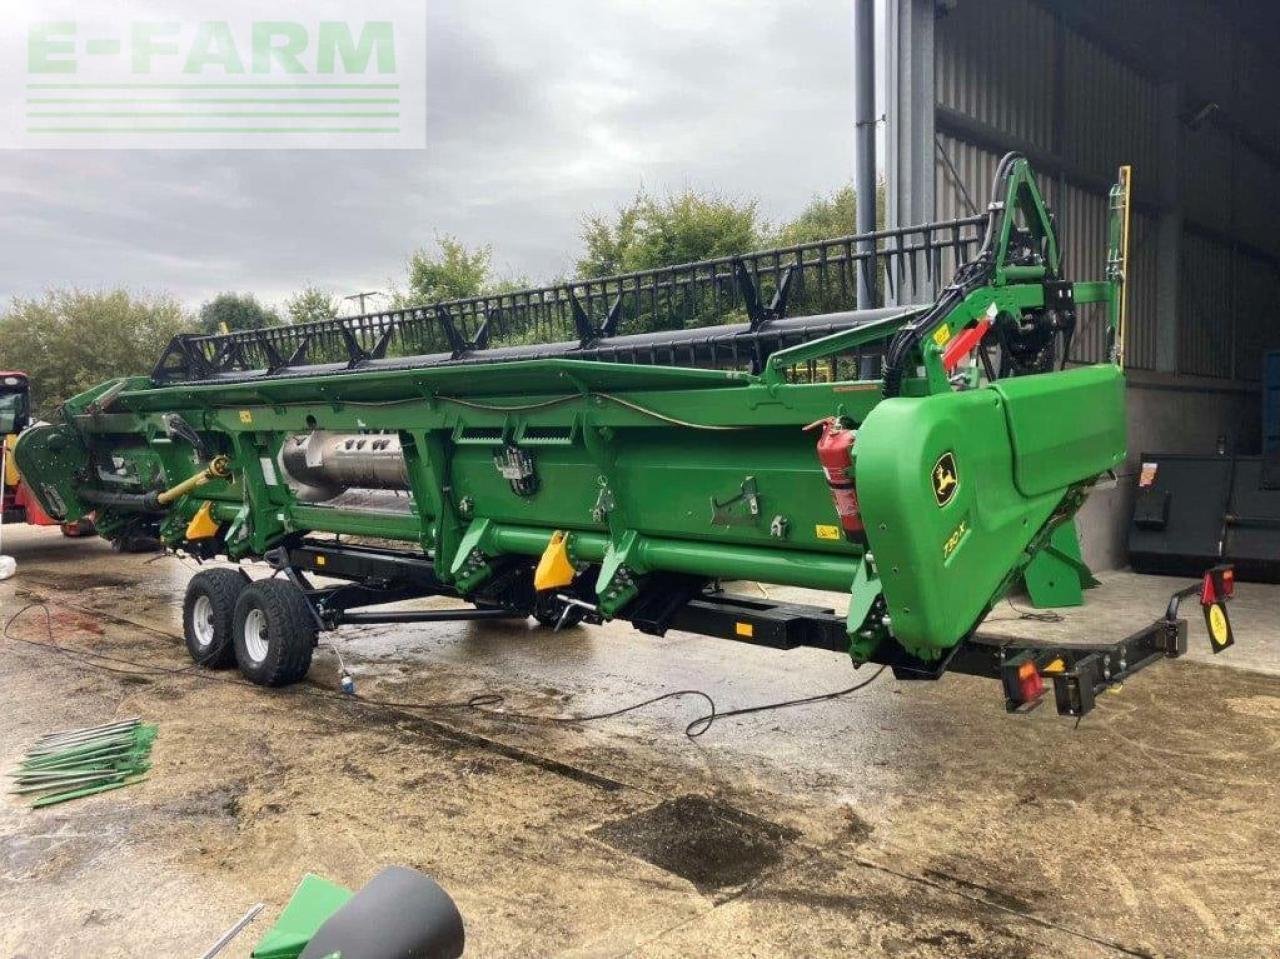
[809,417,865,540]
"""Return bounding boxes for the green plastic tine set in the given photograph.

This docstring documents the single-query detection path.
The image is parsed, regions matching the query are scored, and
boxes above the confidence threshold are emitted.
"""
[9,718,156,808]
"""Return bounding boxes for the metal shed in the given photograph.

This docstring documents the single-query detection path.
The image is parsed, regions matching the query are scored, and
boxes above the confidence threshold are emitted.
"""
[873,0,1280,565]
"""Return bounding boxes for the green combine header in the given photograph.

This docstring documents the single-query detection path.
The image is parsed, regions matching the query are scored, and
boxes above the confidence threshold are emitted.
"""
[15,156,1233,716]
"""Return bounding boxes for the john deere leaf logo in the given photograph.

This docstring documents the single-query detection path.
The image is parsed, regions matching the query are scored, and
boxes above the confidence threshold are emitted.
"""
[932,452,959,507]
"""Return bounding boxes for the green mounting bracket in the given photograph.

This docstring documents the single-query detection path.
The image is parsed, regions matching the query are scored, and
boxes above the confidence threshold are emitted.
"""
[1023,520,1098,609]
[450,518,498,593]
[846,556,884,662]
[596,529,645,616]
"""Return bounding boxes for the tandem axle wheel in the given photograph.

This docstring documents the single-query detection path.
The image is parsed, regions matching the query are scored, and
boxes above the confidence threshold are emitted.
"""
[182,568,250,669]
[180,554,547,689]
[232,579,317,687]
[182,571,316,687]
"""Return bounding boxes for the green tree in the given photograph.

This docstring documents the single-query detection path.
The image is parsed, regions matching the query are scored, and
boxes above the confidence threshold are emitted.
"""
[773,182,887,316]
[776,185,857,246]
[0,289,188,417]
[774,180,885,246]
[285,286,339,324]
[396,236,494,306]
[197,292,279,334]
[577,190,765,278]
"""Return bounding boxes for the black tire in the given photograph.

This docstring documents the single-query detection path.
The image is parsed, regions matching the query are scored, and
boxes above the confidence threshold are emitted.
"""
[232,579,316,687]
[182,569,249,669]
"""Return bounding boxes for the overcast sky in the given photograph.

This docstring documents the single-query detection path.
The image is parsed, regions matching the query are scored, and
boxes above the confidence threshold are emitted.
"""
[0,1,862,310]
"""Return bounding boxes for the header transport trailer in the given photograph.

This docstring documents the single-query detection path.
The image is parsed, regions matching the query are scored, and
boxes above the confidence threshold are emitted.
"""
[14,157,1237,718]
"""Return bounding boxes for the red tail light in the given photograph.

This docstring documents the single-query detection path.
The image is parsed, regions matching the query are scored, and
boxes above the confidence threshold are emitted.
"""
[1002,653,1045,710]
[1200,565,1235,605]
[1016,660,1044,703]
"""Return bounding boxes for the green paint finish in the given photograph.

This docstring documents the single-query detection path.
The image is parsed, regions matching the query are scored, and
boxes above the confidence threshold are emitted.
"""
[10,159,1133,665]
[1023,520,1096,609]
[30,776,145,808]
[289,504,421,541]
[14,324,1119,663]
[993,366,1126,498]
[854,370,1124,660]
[10,422,93,522]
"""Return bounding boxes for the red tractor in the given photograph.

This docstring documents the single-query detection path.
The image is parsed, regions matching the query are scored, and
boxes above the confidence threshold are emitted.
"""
[0,372,94,537]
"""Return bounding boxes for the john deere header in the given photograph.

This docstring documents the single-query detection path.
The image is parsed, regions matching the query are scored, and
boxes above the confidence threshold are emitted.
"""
[15,155,1132,681]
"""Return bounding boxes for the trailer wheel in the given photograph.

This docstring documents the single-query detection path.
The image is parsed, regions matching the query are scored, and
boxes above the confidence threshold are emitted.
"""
[183,569,249,669]
[233,579,316,687]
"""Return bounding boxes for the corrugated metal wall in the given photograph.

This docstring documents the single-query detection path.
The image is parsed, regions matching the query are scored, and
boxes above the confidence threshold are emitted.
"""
[1234,248,1280,382]
[931,0,1280,383]
[1182,125,1233,235]
[1056,182,1108,365]
[935,0,1055,147]
[1178,230,1235,379]
[934,133,1001,223]
[1174,233,1280,382]
[1060,29,1159,182]
[1125,210,1160,370]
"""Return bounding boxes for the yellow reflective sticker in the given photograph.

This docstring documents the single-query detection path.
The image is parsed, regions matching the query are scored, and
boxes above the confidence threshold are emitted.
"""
[315,555,327,567]
[1208,604,1230,646]
[815,524,841,540]
[735,622,754,638]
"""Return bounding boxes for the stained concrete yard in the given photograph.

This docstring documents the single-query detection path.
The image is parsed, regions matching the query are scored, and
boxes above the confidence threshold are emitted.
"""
[1,523,1278,958]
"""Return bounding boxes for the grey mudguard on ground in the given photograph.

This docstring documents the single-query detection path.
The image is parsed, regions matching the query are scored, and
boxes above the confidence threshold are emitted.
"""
[299,866,465,959]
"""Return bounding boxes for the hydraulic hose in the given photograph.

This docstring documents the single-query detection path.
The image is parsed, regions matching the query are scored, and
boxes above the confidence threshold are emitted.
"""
[78,455,232,514]
[881,151,1022,398]
[78,488,164,512]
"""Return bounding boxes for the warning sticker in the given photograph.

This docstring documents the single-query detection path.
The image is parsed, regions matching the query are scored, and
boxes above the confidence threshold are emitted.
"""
[932,324,953,347]
[1138,462,1158,488]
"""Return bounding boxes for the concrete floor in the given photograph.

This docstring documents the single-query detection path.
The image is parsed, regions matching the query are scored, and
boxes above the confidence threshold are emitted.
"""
[1,524,1278,958]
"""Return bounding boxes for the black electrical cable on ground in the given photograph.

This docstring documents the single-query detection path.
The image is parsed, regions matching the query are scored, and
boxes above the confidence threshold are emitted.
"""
[1003,598,1064,623]
[2,602,887,740]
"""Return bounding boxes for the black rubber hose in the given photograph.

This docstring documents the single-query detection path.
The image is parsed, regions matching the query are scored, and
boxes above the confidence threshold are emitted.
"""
[78,488,164,512]
[881,152,1024,398]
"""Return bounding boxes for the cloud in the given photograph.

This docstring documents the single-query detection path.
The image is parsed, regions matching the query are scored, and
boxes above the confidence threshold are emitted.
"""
[0,0,854,309]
